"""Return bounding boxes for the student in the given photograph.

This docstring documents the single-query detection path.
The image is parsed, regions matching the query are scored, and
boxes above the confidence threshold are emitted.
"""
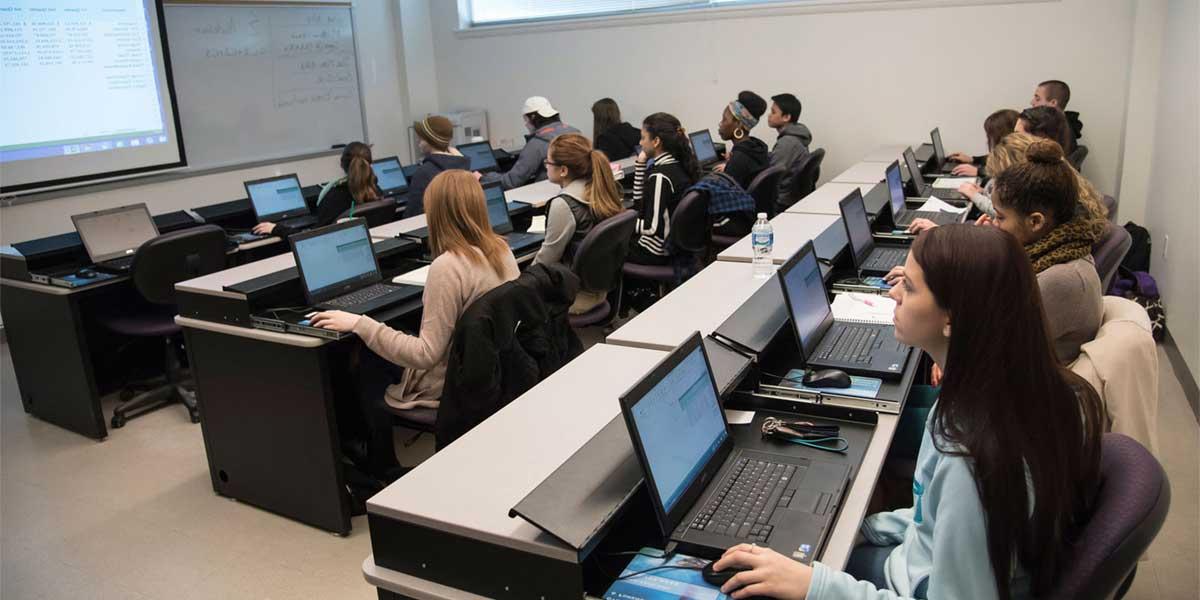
[308,171,519,477]
[534,133,625,314]
[944,108,1019,177]
[1017,106,1074,155]
[628,112,700,266]
[405,115,470,218]
[483,96,580,190]
[714,91,770,236]
[711,224,1105,600]
[766,92,813,205]
[1032,79,1082,150]
[252,142,378,238]
[591,98,642,161]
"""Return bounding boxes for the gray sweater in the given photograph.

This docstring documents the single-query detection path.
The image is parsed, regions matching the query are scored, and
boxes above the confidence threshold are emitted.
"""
[769,122,813,204]
[533,179,589,267]
[1037,255,1103,363]
[487,121,581,190]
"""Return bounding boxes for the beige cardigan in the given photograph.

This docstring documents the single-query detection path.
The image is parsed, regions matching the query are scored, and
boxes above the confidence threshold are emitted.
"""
[353,247,519,410]
[1037,255,1103,363]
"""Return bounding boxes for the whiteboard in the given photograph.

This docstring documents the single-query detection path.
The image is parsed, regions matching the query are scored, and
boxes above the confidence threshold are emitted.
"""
[163,2,366,170]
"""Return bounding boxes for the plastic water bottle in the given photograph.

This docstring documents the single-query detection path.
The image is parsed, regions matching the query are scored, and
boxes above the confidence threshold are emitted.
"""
[751,213,774,279]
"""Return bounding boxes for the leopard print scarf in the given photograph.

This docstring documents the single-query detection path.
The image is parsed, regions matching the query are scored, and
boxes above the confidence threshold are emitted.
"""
[1025,212,1106,273]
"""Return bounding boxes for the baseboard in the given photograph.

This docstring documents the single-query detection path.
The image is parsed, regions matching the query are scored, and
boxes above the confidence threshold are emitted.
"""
[1163,327,1200,423]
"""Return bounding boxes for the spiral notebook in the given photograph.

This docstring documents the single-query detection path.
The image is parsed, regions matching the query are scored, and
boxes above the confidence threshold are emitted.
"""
[830,292,895,325]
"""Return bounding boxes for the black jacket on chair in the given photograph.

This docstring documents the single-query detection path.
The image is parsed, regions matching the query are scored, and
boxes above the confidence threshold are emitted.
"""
[435,263,583,449]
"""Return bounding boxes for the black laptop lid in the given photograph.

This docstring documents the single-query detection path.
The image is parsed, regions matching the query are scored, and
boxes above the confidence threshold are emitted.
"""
[838,188,875,270]
[71,203,159,263]
[483,181,514,235]
[776,241,835,361]
[289,219,382,305]
[930,128,945,164]
[245,174,309,222]
[689,130,718,165]
[371,156,408,194]
[885,161,906,219]
[459,141,498,171]
[713,279,788,356]
[902,147,924,195]
[619,332,733,537]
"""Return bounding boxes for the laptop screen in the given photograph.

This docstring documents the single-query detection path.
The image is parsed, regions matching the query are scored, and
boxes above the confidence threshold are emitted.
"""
[886,161,906,218]
[292,223,379,301]
[627,342,728,514]
[778,243,835,359]
[839,189,874,269]
[903,147,924,194]
[459,141,498,171]
[246,175,306,221]
[689,130,717,165]
[483,182,512,234]
[72,204,159,263]
[931,128,945,163]
[371,157,408,194]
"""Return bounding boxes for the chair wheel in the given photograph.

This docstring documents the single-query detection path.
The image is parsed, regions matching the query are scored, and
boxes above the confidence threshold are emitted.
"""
[111,415,126,429]
[119,389,134,401]
[189,412,201,424]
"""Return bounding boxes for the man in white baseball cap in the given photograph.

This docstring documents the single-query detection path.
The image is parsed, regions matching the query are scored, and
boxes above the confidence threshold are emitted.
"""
[480,96,580,189]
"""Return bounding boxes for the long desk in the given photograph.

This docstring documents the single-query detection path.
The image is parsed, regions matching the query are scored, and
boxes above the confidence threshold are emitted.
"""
[717,212,847,267]
[859,144,909,163]
[786,182,875,216]
[831,160,890,185]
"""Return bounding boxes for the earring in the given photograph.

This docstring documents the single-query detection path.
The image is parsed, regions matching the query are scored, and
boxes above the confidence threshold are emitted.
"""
[734,128,745,140]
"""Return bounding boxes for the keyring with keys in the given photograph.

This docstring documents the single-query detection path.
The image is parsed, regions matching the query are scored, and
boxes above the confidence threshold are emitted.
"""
[761,417,849,454]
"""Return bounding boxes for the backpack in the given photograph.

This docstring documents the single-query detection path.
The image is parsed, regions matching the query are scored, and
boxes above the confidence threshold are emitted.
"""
[1110,266,1165,342]
[1122,222,1152,272]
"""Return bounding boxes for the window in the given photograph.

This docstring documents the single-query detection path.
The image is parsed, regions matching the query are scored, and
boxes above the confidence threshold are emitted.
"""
[463,0,800,28]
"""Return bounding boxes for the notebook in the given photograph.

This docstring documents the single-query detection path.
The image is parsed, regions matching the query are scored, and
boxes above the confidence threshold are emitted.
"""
[830,292,896,325]
[931,177,977,189]
[916,197,970,214]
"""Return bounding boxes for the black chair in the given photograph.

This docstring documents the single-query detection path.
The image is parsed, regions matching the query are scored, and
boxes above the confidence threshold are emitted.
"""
[569,209,638,328]
[1069,144,1089,170]
[339,198,397,228]
[101,225,227,428]
[622,190,710,299]
[786,148,825,209]
[747,165,786,219]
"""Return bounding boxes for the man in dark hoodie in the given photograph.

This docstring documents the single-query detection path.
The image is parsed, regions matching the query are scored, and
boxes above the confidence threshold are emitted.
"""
[405,115,471,218]
[766,92,813,206]
[1032,80,1082,152]
[713,90,770,236]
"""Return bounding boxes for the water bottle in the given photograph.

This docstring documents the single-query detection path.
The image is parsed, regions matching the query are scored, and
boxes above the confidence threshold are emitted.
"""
[751,213,774,279]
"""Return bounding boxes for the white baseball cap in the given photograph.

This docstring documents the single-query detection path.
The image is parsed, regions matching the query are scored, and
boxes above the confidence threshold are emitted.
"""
[522,96,558,118]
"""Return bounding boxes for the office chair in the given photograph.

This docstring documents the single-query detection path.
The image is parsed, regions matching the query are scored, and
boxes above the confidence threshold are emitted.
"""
[1092,221,1132,291]
[788,148,825,208]
[622,190,710,305]
[339,198,397,228]
[1068,144,1089,170]
[568,209,638,328]
[1047,434,1169,599]
[709,165,789,252]
[101,225,227,428]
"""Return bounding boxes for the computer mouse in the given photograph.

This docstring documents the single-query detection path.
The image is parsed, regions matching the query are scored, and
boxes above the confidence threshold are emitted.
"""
[803,368,852,389]
[76,268,97,279]
[297,319,311,327]
[701,561,750,587]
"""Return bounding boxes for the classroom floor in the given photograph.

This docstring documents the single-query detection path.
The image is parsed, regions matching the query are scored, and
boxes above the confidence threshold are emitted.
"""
[1,337,1197,599]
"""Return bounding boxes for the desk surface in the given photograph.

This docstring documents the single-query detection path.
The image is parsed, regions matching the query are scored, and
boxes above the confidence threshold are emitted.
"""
[785,182,874,217]
[175,252,295,298]
[503,179,561,209]
[859,144,910,163]
[366,343,668,563]
[717,212,844,265]
[369,214,427,240]
[831,161,890,185]
[822,413,898,569]
[606,261,770,352]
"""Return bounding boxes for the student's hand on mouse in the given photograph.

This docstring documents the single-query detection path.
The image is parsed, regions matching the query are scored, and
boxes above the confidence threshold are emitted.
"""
[308,310,360,332]
[252,222,276,235]
[931,363,944,386]
[884,265,906,285]
[951,163,979,177]
[712,163,726,173]
[947,152,972,163]
[713,544,811,600]
[906,218,938,234]
[975,214,995,227]
[472,171,483,181]
[958,182,982,197]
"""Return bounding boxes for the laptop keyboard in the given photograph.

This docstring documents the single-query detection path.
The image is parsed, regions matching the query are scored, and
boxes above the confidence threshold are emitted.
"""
[818,324,880,364]
[688,457,799,543]
[325,283,398,309]
[864,248,907,271]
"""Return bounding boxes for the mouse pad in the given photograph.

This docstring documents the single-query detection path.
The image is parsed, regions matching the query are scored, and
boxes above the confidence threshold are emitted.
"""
[603,549,730,600]
[779,370,882,399]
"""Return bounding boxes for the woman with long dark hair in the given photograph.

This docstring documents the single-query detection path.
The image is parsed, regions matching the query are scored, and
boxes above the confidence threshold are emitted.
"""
[591,98,641,160]
[252,141,378,238]
[627,112,699,266]
[711,224,1105,599]
[945,108,1019,177]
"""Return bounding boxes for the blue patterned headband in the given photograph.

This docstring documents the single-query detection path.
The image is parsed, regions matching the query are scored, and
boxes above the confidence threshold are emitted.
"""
[728,100,759,131]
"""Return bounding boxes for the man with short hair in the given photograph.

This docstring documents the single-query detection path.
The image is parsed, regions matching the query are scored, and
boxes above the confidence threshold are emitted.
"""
[766,93,813,206]
[1032,80,1082,152]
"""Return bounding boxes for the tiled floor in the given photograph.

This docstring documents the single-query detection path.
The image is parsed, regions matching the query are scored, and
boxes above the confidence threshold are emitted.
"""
[1,339,1197,598]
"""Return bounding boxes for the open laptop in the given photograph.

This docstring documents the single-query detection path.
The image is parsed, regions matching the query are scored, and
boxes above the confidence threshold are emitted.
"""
[620,332,850,561]
[371,156,409,197]
[839,188,909,275]
[401,182,544,255]
[902,147,970,203]
[458,140,499,173]
[244,174,318,231]
[689,130,721,170]
[777,241,911,379]
[926,128,959,176]
[884,160,963,227]
[70,204,160,273]
[289,220,421,315]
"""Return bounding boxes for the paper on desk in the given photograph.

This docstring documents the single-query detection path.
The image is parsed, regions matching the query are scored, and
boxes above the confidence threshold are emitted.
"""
[528,215,547,234]
[831,292,896,325]
[917,197,970,214]
[392,265,430,287]
[724,409,755,425]
[932,177,976,189]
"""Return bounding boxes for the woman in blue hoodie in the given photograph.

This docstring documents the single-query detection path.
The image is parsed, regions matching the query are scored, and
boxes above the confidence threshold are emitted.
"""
[711,224,1105,600]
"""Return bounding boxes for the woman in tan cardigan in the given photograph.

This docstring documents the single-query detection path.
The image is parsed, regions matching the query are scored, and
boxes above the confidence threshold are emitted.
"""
[310,170,519,477]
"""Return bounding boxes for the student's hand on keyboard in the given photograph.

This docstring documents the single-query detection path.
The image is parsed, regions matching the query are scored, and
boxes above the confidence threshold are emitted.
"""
[975,214,996,227]
[712,162,726,173]
[947,152,972,163]
[958,182,982,198]
[884,265,906,285]
[307,310,360,332]
[252,222,277,235]
[906,218,938,234]
[712,543,811,599]
[951,163,979,177]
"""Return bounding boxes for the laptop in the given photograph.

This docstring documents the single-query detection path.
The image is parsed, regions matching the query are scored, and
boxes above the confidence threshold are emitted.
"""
[884,160,963,227]
[244,174,318,231]
[70,204,160,273]
[484,180,545,253]
[689,130,721,170]
[902,147,970,203]
[458,140,499,173]
[923,128,959,176]
[289,220,421,315]
[619,332,850,561]
[777,241,911,379]
[371,156,409,197]
[839,188,909,275]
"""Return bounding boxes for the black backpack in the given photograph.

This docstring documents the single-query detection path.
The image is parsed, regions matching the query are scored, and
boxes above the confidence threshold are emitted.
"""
[1122,221,1152,272]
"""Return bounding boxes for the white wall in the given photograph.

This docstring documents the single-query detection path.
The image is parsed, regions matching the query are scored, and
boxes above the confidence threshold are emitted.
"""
[1143,0,1200,377]
[428,0,1136,195]
[0,1,410,245]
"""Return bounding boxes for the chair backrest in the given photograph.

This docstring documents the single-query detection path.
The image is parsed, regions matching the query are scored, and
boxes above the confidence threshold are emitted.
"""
[747,165,785,218]
[1069,144,1089,170]
[131,225,228,306]
[340,198,396,228]
[1092,221,1132,291]
[1049,433,1170,599]
[1101,194,1118,223]
[790,148,825,203]
[668,190,711,256]
[571,209,637,293]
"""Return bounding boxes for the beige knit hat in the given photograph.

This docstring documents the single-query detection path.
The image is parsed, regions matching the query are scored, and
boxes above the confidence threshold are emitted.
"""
[414,115,453,151]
